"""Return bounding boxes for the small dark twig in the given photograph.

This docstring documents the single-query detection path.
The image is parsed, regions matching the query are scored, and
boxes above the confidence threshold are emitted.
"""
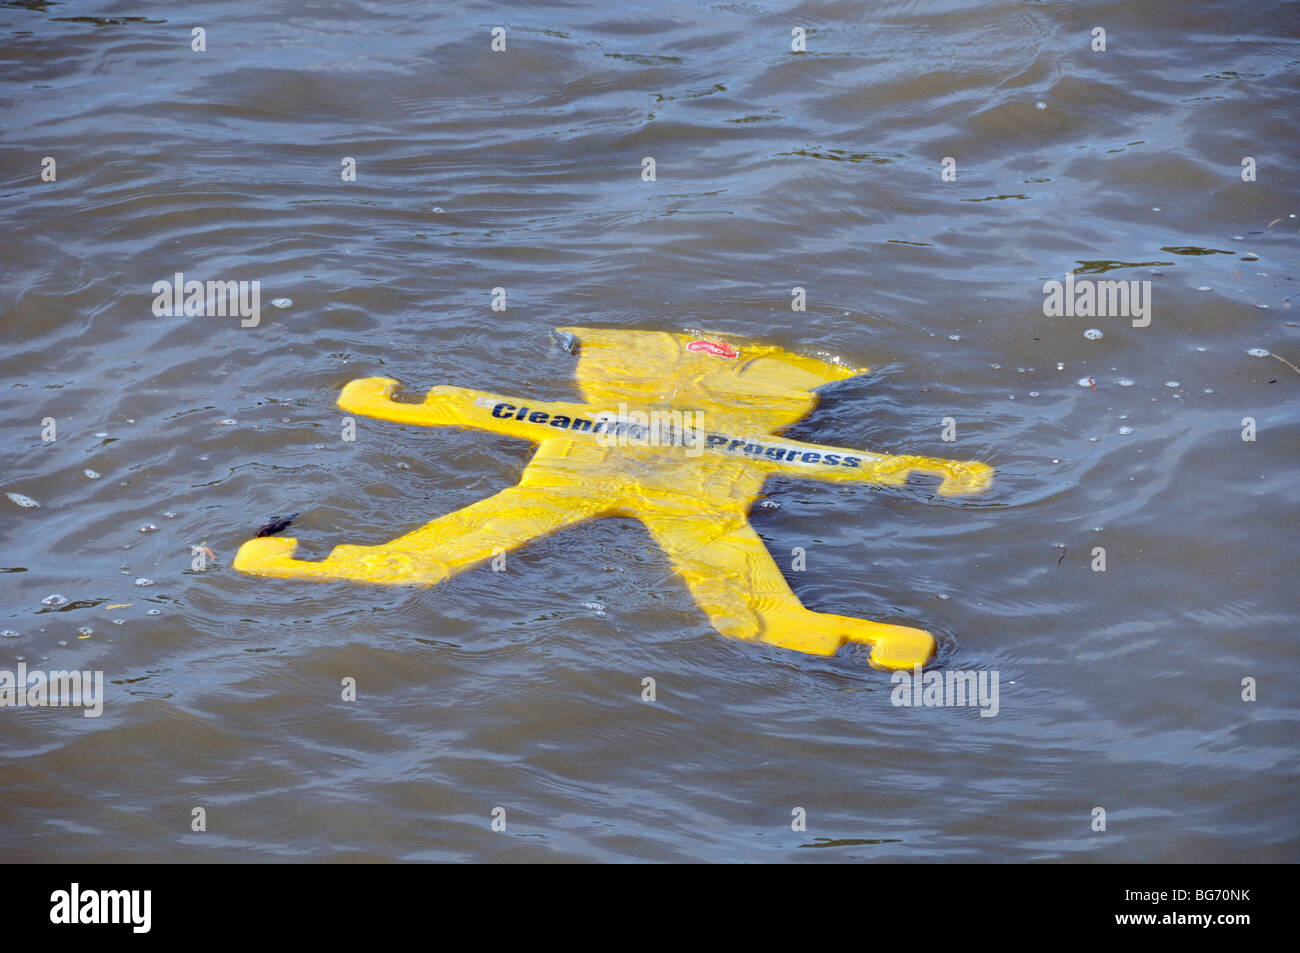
[256,512,300,537]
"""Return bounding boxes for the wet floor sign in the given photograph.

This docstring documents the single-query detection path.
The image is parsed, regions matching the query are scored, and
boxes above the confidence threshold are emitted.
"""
[234,327,992,670]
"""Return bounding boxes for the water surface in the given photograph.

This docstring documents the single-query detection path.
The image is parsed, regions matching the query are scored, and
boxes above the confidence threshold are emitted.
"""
[1,0,1297,861]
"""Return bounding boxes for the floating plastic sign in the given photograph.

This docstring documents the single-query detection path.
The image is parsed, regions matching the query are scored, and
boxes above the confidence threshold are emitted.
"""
[234,327,993,670]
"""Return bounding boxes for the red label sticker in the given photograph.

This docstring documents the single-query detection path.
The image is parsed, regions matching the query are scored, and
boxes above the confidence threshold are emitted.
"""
[687,339,739,359]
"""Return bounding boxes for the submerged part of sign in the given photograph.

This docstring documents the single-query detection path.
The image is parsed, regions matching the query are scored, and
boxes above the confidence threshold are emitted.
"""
[234,327,993,670]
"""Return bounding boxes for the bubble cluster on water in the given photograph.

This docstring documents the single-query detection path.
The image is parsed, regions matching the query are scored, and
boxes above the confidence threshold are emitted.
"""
[42,594,68,607]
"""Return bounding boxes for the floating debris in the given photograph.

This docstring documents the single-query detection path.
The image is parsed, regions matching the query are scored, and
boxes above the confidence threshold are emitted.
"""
[1119,379,1134,387]
[84,469,101,480]
[1084,329,1102,340]
[1077,377,1096,388]
[256,512,300,537]
[271,298,293,309]
[133,577,154,587]
[1256,350,1300,375]
[1118,426,1133,435]
[217,418,237,427]
[1,630,18,639]
[77,626,93,639]
[145,609,162,616]
[1165,381,1180,388]
[6,492,40,508]
[139,523,158,534]
[106,603,132,610]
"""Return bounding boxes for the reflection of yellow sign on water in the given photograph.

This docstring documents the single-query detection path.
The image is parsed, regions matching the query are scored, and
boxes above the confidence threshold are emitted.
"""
[234,327,992,670]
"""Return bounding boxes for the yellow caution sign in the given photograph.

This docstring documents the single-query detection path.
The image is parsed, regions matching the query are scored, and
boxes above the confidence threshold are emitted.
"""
[234,328,992,669]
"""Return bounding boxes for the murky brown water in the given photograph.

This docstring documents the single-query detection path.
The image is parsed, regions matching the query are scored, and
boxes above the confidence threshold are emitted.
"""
[2,0,1297,862]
